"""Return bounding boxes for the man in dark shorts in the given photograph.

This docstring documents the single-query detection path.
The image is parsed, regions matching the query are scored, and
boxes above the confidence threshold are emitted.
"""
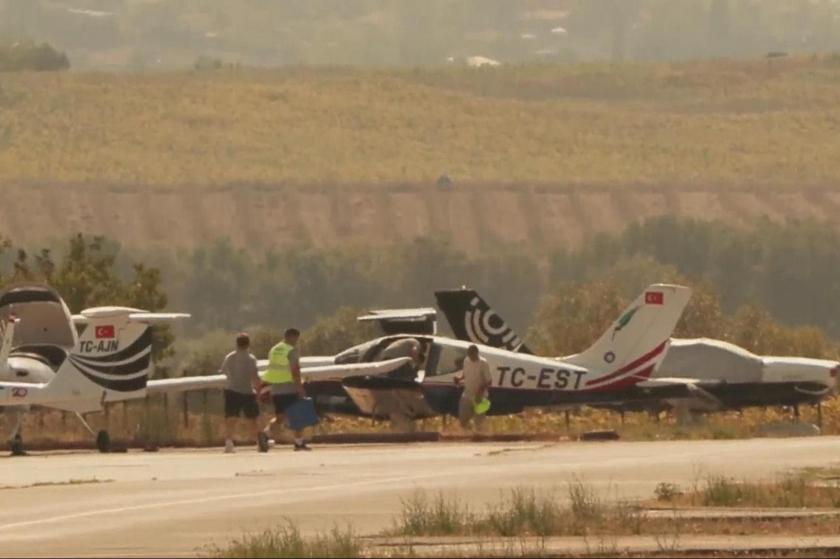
[221,332,263,453]
[260,328,310,451]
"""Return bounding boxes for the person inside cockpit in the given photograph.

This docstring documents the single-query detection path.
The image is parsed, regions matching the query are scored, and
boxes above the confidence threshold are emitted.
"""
[378,337,425,380]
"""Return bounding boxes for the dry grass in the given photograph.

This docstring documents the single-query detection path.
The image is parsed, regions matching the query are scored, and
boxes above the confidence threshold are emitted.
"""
[206,481,840,558]
[3,57,840,188]
[652,473,840,509]
[5,395,838,451]
[390,483,840,540]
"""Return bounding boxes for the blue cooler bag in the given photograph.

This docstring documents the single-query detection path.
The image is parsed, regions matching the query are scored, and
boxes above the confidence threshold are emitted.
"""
[286,397,319,431]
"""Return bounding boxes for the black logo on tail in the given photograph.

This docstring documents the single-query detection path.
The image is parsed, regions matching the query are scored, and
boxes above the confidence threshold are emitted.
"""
[68,329,152,392]
[435,289,530,353]
[464,296,526,352]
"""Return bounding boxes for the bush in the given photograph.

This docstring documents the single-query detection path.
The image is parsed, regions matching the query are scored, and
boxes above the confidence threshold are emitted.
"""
[654,482,683,502]
[207,521,361,558]
[0,40,69,72]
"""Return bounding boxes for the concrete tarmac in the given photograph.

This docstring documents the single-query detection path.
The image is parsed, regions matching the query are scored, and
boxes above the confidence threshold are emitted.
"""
[1,437,840,557]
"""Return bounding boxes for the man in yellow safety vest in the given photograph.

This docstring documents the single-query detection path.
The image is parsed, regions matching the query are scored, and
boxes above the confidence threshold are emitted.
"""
[259,328,311,451]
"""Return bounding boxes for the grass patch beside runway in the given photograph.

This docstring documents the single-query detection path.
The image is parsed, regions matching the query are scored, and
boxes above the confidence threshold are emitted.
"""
[652,472,840,509]
[206,522,362,558]
[207,478,840,557]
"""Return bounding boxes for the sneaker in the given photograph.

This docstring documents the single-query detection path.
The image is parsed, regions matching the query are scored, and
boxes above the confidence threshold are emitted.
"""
[224,439,235,454]
[293,443,312,452]
[257,432,270,453]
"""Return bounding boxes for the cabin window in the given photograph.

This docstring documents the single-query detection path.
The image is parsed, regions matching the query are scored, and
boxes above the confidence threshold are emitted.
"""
[428,344,467,377]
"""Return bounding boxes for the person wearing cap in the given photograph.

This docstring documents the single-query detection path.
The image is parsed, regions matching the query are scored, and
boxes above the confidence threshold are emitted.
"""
[454,344,492,431]
[221,332,262,453]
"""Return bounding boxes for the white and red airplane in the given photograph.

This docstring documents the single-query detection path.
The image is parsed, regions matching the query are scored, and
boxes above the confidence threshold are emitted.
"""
[335,284,692,420]
[434,287,839,417]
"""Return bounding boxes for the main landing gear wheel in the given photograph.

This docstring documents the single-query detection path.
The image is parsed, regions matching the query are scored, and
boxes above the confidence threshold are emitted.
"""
[96,430,111,453]
[10,434,26,456]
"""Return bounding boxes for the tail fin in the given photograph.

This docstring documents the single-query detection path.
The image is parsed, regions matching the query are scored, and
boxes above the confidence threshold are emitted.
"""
[43,308,189,411]
[435,288,531,354]
[566,284,691,388]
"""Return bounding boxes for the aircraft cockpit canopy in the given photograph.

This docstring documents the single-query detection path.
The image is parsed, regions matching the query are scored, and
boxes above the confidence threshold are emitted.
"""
[0,285,78,350]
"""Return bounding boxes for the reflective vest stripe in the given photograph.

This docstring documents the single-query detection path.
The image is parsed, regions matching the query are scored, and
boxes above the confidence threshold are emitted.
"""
[263,342,293,384]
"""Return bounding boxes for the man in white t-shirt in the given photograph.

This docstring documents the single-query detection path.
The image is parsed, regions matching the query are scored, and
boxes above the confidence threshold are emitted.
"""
[454,344,492,430]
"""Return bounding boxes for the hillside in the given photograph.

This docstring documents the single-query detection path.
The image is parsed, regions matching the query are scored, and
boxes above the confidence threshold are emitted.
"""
[2,59,840,250]
[3,183,838,253]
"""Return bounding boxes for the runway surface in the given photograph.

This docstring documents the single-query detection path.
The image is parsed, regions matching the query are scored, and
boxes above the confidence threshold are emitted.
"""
[2,437,840,557]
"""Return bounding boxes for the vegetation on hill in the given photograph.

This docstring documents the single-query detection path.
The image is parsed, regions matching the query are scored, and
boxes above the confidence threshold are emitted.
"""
[6,216,840,347]
[2,58,840,187]
[0,40,68,71]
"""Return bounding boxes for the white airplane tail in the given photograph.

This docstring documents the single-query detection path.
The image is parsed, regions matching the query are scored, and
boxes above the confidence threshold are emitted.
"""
[565,284,691,390]
[41,307,189,412]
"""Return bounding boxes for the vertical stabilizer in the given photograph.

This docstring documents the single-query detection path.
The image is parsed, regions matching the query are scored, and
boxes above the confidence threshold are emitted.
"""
[567,284,691,390]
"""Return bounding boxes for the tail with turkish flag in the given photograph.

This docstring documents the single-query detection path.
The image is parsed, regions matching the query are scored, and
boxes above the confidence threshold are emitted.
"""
[564,284,692,387]
[42,307,189,413]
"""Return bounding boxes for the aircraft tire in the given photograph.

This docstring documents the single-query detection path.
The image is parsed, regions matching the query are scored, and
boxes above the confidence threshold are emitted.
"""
[96,430,111,453]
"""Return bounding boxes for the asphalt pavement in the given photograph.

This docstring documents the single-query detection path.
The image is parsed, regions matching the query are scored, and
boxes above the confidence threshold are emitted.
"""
[1,437,839,557]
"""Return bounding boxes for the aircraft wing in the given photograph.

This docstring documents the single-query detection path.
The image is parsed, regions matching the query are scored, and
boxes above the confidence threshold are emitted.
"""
[299,357,412,381]
[638,377,725,409]
[146,357,412,395]
[637,377,724,388]
[146,374,226,394]
[255,356,334,371]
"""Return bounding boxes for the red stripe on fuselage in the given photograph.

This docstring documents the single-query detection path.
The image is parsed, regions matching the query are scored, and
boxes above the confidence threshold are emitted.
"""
[584,340,668,388]
[582,364,656,392]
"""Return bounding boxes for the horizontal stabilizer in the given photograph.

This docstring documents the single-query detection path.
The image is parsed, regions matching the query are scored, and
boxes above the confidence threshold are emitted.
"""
[73,309,191,324]
[358,308,437,322]
[358,308,437,335]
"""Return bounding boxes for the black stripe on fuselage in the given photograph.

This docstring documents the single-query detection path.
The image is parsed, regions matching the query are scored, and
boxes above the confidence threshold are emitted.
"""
[76,368,148,392]
[70,351,150,376]
[74,328,152,363]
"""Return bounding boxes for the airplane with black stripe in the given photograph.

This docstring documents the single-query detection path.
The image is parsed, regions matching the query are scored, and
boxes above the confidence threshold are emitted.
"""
[0,286,411,454]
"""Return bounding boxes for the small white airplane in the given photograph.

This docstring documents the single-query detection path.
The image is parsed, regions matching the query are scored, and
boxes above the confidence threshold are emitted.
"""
[435,287,840,417]
[0,285,410,453]
[335,284,693,420]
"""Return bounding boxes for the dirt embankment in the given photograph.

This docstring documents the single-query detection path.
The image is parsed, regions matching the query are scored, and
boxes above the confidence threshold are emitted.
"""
[8,182,840,252]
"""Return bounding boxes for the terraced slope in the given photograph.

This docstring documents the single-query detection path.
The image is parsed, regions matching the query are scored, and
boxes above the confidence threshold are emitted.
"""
[5,183,837,252]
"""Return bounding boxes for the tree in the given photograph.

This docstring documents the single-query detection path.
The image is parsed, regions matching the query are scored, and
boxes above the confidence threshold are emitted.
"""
[0,234,173,362]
